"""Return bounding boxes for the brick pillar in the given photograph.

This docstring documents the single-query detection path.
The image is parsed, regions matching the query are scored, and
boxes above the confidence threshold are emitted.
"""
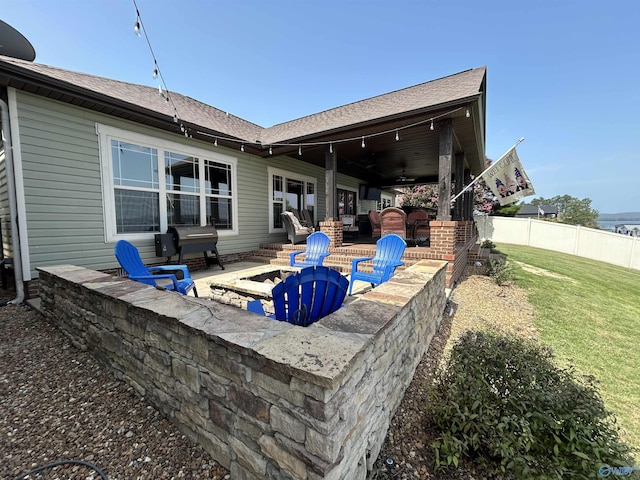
[429,220,456,260]
[321,220,343,247]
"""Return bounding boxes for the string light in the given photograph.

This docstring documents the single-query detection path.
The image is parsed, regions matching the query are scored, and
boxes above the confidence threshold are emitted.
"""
[214,138,218,146]
[134,20,141,37]
[240,144,244,152]
[361,136,366,148]
[195,106,464,154]
[466,107,470,118]
[269,145,273,155]
[153,67,159,79]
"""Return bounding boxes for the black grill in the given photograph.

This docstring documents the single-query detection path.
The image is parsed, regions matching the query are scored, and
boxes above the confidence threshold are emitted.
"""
[162,225,224,270]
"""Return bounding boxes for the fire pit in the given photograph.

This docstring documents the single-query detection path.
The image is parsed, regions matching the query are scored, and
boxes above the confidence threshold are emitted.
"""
[209,265,299,310]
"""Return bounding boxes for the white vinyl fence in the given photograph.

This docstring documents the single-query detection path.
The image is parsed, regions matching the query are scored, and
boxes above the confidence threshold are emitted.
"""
[474,216,640,271]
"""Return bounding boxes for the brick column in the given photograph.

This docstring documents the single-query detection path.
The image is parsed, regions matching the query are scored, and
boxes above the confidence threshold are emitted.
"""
[320,220,343,247]
[429,220,456,260]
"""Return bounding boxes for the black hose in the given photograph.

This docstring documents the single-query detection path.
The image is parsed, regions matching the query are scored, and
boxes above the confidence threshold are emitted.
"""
[12,459,108,480]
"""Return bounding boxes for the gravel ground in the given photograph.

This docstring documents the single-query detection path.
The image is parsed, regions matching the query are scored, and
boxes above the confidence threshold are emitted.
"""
[1,266,537,479]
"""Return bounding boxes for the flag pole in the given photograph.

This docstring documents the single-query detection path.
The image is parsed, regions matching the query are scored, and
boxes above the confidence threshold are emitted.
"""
[451,137,525,202]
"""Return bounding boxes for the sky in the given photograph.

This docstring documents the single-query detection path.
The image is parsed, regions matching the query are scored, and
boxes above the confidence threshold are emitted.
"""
[2,0,639,214]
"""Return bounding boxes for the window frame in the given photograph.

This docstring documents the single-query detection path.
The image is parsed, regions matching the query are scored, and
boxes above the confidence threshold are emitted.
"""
[97,124,238,242]
[267,167,317,234]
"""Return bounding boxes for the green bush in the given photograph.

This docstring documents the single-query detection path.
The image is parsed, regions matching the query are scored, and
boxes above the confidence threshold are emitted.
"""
[481,239,496,250]
[486,256,514,285]
[427,331,634,478]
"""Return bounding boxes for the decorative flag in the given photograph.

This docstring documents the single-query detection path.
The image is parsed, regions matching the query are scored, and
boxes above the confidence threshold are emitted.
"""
[538,206,545,216]
[481,146,535,206]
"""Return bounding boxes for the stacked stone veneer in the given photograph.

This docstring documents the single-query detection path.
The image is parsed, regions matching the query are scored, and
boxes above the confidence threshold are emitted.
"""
[38,260,447,479]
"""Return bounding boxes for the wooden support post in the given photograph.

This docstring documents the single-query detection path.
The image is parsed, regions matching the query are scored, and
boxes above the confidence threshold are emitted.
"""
[437,120,453,221]
[454,152,465,220]
[325,146,337,221]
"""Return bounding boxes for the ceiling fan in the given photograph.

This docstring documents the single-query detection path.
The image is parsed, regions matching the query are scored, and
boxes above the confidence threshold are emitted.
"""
[395,166,415,183]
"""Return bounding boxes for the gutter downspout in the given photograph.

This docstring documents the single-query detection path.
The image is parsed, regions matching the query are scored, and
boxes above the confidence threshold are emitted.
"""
[0,98,25,304]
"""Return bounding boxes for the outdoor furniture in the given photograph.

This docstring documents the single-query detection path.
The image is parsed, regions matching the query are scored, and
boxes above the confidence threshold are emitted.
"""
[247,266,349,326]
[407,210,431,246]
[281,211,314,244]
[340,214,360,240]
[292,208,313,228]
[301,209,315,228]
[114,239,198,296]
[289,231,331,267]
[348,233,407,295]
[369,210,382,238]
[380,207,407,239]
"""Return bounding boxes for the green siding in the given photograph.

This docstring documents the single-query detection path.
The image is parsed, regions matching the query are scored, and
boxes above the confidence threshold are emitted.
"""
[14,91,358,278]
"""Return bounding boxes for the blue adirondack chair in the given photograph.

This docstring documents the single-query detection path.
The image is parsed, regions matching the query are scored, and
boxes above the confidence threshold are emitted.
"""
[348,234,407,295]
[289,231,331,267]
[247,266,348,326]
[114,240,198,297]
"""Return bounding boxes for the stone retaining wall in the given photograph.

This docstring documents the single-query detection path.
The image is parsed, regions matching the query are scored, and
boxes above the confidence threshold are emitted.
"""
[38,260,447,479]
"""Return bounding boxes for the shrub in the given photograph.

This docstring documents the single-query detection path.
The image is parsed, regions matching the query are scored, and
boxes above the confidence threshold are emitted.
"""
[486,256,514,285]
[427,331,634,479]
[481,239,496,250]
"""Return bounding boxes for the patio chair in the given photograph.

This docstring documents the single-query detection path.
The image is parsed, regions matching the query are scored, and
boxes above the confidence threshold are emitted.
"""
[301,209,315,228]
[247,266,349,326]
[289,231,331,267]
[380,207,407,239]
[292,208,313,228]
[369,210,381,238]
[348,233,407,295]
[407,210,430,246]
[281,211,314,244]
[114,240,198,297]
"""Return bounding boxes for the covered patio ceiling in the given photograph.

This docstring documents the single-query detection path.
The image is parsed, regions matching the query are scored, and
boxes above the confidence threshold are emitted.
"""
[258,100,485,188]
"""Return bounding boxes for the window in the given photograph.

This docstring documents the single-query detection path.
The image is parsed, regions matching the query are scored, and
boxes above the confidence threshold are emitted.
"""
[337,187,357,216]
[98,124,237,241]
[268,167,316,232]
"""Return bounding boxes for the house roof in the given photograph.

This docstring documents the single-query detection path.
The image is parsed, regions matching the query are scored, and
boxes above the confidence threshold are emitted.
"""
[0,55,487,185]
[517,205,559,216]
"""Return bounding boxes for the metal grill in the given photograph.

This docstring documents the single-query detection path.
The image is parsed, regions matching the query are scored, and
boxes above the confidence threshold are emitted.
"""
[167,225,224,270]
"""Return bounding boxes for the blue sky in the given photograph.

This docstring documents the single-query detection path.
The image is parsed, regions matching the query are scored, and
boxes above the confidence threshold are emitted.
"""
[2,0,639,213]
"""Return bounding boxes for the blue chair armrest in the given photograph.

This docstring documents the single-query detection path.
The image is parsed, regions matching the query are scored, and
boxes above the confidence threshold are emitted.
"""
[289,250,305,266]
[351,256,374,270]
[149,264,192,279]
[130,273,179,290]
[317,252,331,265]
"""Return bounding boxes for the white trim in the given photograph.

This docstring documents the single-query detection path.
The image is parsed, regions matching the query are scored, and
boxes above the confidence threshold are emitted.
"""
[96,123,238,242]
[7,87,31,281]
[267,166,317,234]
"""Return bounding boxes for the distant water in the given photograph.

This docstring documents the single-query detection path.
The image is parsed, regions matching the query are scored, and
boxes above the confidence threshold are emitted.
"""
[598,220,640,231]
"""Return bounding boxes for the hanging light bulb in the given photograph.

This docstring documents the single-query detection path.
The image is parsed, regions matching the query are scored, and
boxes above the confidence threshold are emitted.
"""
[214,138,218,146]
[158,85,163,96]
[241,144,245,152]
[466,107,470,118]
[298,145,302,156]
[180,124,185,133]
[153,68,159,79]
[269,145,273,155]
[430,120,434,131]
[395,129,399,141]
[361,136,366,148]
[134,20,141,37]
[173,114,178,123]
[329,143,333,154]
[184,130,188,137]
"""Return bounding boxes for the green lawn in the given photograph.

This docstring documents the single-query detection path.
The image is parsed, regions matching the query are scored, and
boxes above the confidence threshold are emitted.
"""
[496,244,640,453]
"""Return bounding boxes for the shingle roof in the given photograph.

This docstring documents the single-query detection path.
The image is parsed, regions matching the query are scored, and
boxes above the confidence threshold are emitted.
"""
[261,67,486,144]
[0,55,485,146]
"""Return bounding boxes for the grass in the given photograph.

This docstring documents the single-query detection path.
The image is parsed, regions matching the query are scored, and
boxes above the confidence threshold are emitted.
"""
[496,243,640,453]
